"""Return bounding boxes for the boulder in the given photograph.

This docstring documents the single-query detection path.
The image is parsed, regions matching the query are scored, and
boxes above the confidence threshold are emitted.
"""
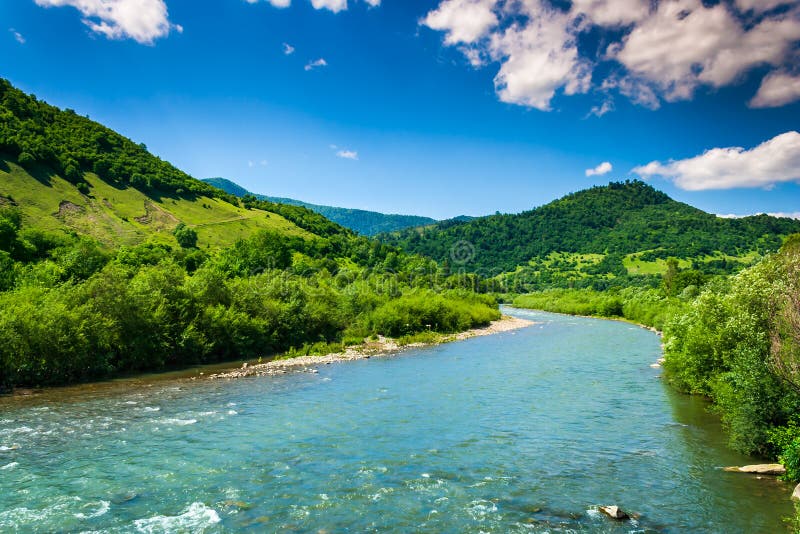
[723,464,786,475]
[793,484,800,501]
[599,505,629,520]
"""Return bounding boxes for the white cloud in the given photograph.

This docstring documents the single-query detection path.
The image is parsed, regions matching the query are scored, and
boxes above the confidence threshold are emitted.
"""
[634,131,800,191]
[588,100,613,117]
[34,0,178,44]
[750,71,800,108]
[422,0,800,112]
[304,58,328,71]
[248,0,379,11]
[488,1,591,110]
[422,0,499,45]
[611,0,800,102]
[718,212,800,219]
[311,0,347,13]
[9,28,25,44]
[336,149,358,160]
[585,161,612,176]
[570,0,650,27]
[282,42,295,55]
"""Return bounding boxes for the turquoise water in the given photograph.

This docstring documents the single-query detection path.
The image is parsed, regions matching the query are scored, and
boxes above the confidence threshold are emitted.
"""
[0,308,794,532]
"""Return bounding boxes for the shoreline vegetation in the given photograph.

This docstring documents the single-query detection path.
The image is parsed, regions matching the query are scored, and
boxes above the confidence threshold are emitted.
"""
[208,315,534,380]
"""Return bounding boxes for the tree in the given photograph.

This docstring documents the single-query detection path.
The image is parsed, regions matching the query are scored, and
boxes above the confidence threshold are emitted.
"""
[173,223,198,249]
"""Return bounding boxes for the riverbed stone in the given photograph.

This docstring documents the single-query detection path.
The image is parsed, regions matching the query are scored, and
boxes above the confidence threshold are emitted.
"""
[599,505,629,520]
[723,464,786,475]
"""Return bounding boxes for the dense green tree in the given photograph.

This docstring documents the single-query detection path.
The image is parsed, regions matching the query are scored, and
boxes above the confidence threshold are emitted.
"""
[173,222,198,249]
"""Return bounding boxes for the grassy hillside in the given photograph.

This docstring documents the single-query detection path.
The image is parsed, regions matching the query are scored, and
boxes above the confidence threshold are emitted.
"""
[0,158,312,249]
[204,177,437,236]
[0,78,354,248]
[379,180,800,290]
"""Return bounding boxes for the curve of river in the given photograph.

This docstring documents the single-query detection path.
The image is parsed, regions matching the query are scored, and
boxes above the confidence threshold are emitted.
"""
[0,308,794,532]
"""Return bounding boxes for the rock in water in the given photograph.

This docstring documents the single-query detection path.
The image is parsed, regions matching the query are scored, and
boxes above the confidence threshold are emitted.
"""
[793,484,800,501]
[599,505,629,520]
[723,464,786,475]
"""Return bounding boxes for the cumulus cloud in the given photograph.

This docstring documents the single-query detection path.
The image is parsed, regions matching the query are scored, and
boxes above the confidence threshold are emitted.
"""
[282,42,295,55]
[718,212,800,219]
[633,131,800,191]
[570,0,650,27]
[9,28,25,44]
[489,1,591,110]
[585,161,612,176]
[34,0,179,44]
[610,0,800,102]
[249,0,379,12]
[310,0,347,12]
[421,0,800,111]
[336,149,358,160]
[422,0,499,45]
[304,58,328,71]
[750,71,800,108]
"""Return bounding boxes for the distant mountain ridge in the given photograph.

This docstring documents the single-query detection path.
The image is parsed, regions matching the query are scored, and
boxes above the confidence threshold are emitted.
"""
[203,177,438,236]
[378,180,800,278]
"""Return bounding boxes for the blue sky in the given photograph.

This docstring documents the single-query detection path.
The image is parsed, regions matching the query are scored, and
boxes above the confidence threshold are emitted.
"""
[2,0,800,219]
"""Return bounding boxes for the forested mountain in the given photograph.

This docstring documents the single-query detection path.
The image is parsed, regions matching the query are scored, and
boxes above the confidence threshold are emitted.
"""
[204,177,437,236]
[0,79,499,390]
[378,180,800,286]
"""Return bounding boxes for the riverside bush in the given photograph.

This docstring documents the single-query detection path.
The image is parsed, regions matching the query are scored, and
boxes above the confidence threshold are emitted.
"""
[664,243,800,457]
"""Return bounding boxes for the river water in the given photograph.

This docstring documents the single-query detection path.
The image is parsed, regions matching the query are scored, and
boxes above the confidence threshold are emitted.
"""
[0,308,794,532]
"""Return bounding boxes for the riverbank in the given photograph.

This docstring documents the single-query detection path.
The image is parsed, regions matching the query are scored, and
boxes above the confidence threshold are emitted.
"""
[207,315,534,380]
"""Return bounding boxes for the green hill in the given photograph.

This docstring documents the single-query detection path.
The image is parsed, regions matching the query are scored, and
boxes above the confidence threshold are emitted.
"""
[378,180,800,290]
[203,177,437,236]
[0,78,350,249]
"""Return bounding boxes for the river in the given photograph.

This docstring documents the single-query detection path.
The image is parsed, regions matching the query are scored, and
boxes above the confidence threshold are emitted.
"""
[0,308,794,532]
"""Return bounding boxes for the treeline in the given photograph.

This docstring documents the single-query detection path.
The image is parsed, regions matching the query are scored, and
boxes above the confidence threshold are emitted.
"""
[0,207,499,390]
[513,287,684,331]
[379,180,800,275]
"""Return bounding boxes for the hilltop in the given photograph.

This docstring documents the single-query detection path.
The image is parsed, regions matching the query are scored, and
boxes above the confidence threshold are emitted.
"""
[203,177,437,236]
[379,180,800,289]
[0,78,348,249]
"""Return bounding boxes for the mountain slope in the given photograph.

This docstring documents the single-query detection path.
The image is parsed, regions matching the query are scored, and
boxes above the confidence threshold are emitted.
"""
[0,79,348,248]
[204,177,437,236]
[378,180,800,280]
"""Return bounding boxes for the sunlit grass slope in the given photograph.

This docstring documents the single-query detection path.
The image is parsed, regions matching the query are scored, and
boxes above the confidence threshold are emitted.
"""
[0,158,312,248]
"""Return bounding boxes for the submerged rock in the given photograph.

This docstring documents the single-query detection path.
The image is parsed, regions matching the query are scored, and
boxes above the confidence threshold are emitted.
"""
[723,464,786,475]
[599,505,629,520]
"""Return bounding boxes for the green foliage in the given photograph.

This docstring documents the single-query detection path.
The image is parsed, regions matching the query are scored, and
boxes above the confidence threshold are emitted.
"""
[663,247,800,456]
[173,222,198,249]
[0,215,500,390]
[362,290,500,337]
[513,287,682,330]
